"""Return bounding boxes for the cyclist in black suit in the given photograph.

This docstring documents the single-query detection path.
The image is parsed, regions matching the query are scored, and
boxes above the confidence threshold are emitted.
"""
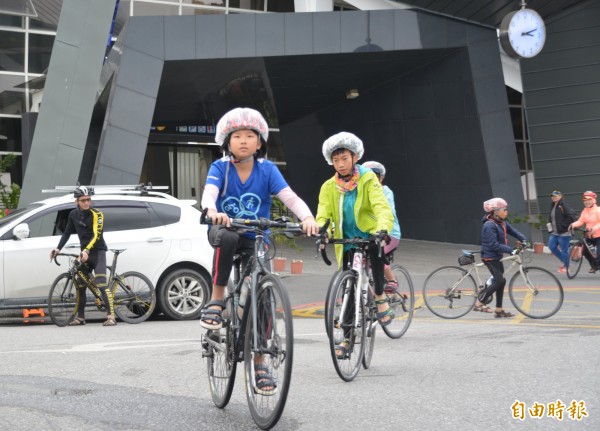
[50,186,115,326]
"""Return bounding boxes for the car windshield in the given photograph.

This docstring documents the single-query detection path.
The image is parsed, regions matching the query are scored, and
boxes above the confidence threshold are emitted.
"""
[0,204,43,229]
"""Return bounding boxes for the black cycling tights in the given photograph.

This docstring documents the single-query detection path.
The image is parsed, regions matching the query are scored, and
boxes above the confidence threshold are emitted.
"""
[75,251,112,317]
[482,260,506,308]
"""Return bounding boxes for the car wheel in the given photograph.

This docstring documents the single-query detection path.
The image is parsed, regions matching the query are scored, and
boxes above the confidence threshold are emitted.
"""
[158,269,211,320]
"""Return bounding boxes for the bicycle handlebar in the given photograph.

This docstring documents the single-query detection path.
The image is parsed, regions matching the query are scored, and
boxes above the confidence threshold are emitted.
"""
[569,226,589,234]
[315,218,387,266]
[200,208,304,235]
[52,252,80,266]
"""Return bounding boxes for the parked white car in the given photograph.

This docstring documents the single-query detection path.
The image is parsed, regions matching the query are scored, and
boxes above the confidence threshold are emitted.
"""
[0,189,213,320]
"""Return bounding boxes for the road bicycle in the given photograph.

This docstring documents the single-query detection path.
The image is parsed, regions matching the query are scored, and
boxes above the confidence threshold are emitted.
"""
[567,228,597,279]
[422,243,563,319]
[200,213,301,430]
[48,249,156,326]
[316,224,414,381]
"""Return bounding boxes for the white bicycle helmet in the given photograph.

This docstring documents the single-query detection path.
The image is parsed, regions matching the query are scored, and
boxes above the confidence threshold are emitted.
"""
[483,197,508,212]
[73,186,93,199]
[322,132,364,165]
[362,161,386,177]
[215,107,269,150]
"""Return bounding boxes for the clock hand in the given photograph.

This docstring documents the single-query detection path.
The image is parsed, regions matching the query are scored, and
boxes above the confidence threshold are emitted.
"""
[521,28,537,36]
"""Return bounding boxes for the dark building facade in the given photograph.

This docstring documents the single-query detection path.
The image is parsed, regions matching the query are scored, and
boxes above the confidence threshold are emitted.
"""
[90,10,524,244]
[521,2,600,212]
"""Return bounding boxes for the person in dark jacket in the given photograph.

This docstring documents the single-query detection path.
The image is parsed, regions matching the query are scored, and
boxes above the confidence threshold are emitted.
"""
[49,186,115,326]
[475,197,528,318]
[547,190,578,273]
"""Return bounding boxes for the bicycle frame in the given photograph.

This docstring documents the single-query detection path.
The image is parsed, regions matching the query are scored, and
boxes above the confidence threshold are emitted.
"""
[53,249,132,307]
[201,216,301,361]
[456,251,531,294]
[229,231,272,361]
[336,247,378,333]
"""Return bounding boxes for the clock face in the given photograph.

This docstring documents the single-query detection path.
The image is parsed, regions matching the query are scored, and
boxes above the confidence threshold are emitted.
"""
[503,9,546,58]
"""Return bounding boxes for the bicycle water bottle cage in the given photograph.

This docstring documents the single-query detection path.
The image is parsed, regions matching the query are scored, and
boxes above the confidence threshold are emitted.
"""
[458,251,475,266]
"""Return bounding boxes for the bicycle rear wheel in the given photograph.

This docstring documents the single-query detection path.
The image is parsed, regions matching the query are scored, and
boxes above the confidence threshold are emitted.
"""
[244,274,293,430]
[327,271,365,382]
[422,266,477,319]
[361,290,376,370]
[566,241,583,279]
[382,264,414,338]
[48,273,77,327]
[509,267,564,319]
[205,293,237,408]
[112,272,156,323]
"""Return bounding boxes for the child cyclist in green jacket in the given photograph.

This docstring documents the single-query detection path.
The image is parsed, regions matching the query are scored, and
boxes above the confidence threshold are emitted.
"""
[316,132,395,358]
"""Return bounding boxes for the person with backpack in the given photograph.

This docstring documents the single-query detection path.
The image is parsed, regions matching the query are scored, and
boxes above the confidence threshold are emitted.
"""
[547,190,577,273]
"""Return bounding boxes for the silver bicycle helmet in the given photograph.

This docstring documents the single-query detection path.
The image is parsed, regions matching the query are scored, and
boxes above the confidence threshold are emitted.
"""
[362,161,386,177]
[322,132,364,165]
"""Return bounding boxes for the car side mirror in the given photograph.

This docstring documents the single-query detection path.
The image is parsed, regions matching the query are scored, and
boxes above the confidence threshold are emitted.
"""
[13,223,30,240]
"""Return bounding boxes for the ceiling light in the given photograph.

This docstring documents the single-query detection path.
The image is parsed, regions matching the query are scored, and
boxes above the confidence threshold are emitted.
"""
[346,89,359,100]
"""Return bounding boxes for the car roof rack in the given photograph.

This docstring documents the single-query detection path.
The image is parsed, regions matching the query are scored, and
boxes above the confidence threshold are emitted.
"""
[42,182,169,196]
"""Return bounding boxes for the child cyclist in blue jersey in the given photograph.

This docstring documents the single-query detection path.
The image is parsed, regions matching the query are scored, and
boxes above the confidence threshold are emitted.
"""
[316,132,395,358]
[362,161,402,292]
[199,107,319,395]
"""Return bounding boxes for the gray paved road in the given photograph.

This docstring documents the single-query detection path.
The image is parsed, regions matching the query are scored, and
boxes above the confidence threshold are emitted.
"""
[1,238,599,430]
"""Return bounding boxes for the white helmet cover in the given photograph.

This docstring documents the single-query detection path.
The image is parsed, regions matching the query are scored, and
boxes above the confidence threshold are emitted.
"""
[322,132,364,165]
[362,161,386,177]
[483,197,508,212]
[215,107,269,146]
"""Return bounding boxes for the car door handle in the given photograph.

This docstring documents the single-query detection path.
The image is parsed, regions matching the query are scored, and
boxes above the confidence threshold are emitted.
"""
[147,237,164,243]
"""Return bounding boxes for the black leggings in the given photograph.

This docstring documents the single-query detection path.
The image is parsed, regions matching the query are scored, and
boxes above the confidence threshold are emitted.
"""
[75,251,111,317]
[339,245,387,340]
[209,225,255,287]
[343,244,386,295]
[482,260,506,308]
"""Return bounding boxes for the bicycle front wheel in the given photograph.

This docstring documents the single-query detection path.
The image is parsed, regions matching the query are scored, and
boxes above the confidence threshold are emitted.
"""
[206,292,237,408]
[509,267,564,319]
[361,290,376,370]
[324,269,343,339]
[382,264,415,339]
[112,272,156,323]
[423,266,477,319]
[566,242,583,279]
[48,273,77,327]
[244,274,293,430]
[327,271,365,382]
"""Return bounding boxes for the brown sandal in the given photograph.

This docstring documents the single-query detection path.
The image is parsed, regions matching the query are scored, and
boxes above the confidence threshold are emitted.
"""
[473,304,493,313]
[68,317,86,326]
[103,315,117,326]
[494,310,515,318]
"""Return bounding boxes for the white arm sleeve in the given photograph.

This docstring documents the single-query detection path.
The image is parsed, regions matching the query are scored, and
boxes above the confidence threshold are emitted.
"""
[276,187,314,221]
[201,184,219,210]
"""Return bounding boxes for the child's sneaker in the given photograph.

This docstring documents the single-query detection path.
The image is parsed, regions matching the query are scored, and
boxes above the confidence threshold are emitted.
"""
[557,266,566,274]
